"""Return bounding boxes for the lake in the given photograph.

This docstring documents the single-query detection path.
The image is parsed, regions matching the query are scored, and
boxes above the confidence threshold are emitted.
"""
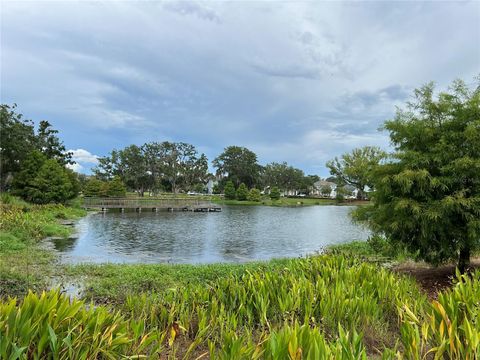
[52,205,370,264]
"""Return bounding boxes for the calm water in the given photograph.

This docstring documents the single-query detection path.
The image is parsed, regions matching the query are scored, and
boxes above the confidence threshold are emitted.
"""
[53,205,370,264]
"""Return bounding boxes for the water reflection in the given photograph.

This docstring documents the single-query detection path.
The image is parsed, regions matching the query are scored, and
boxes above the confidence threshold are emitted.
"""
[52,237,78,252]
[57,205,370,264]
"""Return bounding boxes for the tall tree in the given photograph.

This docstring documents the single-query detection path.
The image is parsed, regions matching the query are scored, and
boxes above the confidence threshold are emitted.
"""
[0,104,36,190]
[94,150,120,181]
[224,180,236,200]
[262,162,312,194]
[118,145,149,196]
[182,153,209,191]
[11,150,47,199]
[142,142,164,194]
[161,142,207,193]
[326,146,386,199]
[355,79,480,272]
[213,146,261,188]
[1,104,75,191]
[94,141,209,195]
[36,120,73,165]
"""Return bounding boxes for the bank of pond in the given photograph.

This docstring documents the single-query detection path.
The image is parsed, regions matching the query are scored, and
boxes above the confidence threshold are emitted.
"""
[2,256,480,359]
[0,199,479,358]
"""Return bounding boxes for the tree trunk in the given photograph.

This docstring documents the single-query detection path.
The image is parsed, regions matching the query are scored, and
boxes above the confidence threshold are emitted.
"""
[458,245,471,274]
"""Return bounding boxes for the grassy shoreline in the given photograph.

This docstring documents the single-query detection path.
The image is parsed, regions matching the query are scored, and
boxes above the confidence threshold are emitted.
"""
[127,192,369,207]
[0,196,86,298]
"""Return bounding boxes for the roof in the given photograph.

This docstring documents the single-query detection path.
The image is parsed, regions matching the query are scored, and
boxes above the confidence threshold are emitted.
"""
[313,180,336,189]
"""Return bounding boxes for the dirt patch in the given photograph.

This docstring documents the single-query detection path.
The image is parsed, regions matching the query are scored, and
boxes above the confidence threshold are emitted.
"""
[393,258,480,299]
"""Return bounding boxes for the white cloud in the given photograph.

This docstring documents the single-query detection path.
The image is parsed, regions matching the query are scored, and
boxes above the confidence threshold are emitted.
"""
[69,149,99,164]
[67,149,99,173]
[67,162,84,173]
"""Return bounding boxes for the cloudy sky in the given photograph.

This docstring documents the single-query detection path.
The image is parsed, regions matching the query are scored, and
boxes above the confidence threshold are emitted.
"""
[2,1,479,175]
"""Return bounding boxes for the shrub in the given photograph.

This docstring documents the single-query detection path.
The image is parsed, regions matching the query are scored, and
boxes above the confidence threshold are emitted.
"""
[224,181,236,200]
[107,176,126,197]
[83,178,105,197]
[236,183,248,201]
[27,159,75,204]
[247,188,261,202]
[212,184,221,194]
[270,186,280,200]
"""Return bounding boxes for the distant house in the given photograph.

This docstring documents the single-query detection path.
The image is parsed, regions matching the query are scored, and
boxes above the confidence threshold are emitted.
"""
[343,185,359,199]
[206,179,219,194]
[312,180,337,198]
[312,181,358,199]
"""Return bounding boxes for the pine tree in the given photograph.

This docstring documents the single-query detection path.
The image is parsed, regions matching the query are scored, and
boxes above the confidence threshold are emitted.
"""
[107,176,127,197]
[356,79,480,272]
[83,178,105,197]
[247,188,261,202]
[11,150,47,200]
[270,186,281,200]
[236,183,248,201]
[224,180,236,200]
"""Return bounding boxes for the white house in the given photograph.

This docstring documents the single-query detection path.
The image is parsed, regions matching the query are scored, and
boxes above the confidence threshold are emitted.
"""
[312,181,358,199]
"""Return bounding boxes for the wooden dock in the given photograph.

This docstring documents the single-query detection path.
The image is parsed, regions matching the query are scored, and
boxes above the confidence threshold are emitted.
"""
[83,197,222,213]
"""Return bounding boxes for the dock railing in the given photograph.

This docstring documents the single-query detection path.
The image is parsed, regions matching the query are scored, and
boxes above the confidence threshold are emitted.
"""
[82,197,216,210]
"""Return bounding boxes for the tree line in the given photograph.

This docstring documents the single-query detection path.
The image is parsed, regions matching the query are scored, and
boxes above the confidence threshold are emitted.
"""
[92,142,209,196]
[90,143,321,197]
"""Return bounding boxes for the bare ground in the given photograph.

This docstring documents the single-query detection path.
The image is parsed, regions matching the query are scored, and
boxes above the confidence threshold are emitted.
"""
[393,257,480,299]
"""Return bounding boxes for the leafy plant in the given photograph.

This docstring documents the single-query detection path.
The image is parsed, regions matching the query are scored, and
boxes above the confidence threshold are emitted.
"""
[236,183,249,201]
[0,290,162,359]
[247,188,261,202]
[270,186,280,200]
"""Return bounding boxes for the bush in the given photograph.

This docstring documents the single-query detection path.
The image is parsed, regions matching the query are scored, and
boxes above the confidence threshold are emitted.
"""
[212,184,221,194]
[27,159,75,204]
[236,183,248,201]
[83,178,105,197]
[270,186,280,200]
[107,176,126,197]
[11,151,78,204]
[247,188,261,202]
[224,180,236,200]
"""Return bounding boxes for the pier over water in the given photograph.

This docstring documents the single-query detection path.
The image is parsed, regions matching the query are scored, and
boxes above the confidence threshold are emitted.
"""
[83,197,222,212]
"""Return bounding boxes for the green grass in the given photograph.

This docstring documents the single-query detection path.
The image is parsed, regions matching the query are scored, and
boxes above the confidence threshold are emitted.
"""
[0,195,86,298]
[214,197,338,207]
[327,236,415,265]
[64,259,292,303]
